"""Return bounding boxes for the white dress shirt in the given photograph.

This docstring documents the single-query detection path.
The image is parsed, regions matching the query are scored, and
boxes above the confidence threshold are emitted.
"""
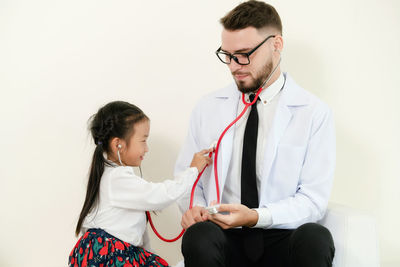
[82,161,198,247]
[222,72,285,228]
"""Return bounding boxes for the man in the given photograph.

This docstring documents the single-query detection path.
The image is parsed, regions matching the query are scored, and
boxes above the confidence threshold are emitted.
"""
[174,1,335,266]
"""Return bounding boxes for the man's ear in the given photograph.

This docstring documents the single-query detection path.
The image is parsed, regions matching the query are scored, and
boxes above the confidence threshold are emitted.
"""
[273,35,284,53]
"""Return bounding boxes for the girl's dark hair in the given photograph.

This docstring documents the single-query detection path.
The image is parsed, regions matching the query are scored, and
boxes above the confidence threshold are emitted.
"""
[220,0,282,34]
[75,101,149,236]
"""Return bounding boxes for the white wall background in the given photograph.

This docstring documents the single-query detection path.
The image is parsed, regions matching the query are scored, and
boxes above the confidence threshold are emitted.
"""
[0,0,399,266]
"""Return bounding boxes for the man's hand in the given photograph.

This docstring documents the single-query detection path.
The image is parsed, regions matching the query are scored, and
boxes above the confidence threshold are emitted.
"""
[181,206,209,229]
[208,203,258,229]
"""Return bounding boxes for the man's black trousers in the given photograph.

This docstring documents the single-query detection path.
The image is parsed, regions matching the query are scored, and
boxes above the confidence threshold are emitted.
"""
[182,221,335,267]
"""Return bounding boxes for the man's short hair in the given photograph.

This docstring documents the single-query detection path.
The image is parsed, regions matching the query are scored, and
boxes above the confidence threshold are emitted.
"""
[220,0,282,34]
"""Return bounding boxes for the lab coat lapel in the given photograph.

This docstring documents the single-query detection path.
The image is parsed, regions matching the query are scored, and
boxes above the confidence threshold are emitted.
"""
[258,73,311,205]
[259,76,293,204]
[211,83,239,202]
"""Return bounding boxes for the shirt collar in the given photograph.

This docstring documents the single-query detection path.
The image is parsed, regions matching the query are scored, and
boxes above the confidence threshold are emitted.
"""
[104,155,120,167]
[245,72,285,105]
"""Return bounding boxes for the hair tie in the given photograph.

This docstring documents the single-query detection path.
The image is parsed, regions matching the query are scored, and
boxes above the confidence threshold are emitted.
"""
[97,141,103,145]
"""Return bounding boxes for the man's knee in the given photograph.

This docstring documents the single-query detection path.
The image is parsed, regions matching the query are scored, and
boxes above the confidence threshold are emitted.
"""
[290,223,335,267]
[181,221,226,266]
[182,221,226,253]
[295,223,332,241]
[181,221,227,266]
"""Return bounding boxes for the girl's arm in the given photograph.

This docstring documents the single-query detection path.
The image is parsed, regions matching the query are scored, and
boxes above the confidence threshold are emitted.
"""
[107,166,199,211]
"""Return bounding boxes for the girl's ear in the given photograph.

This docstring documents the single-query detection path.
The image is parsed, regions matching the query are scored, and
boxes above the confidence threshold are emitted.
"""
[110,137,125,153]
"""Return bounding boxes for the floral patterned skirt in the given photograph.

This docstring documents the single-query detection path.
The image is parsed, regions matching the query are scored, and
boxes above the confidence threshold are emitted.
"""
[69,228,169,267]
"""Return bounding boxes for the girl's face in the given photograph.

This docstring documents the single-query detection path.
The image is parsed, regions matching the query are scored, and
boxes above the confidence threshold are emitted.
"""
[121,119,150,166]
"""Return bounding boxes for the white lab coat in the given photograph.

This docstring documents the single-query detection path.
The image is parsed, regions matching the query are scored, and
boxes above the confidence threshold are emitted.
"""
[174,73,335,229]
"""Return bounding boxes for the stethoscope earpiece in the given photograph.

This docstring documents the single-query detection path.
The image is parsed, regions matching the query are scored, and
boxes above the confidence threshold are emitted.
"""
[117,144,124,165]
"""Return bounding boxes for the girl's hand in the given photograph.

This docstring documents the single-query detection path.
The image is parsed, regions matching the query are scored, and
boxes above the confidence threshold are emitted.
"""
[190,148,214,173]
[181,206,209,229]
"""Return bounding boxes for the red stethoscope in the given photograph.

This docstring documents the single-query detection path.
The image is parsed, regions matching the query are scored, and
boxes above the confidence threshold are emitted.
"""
[146,57,281,242]
[146,87,263,242]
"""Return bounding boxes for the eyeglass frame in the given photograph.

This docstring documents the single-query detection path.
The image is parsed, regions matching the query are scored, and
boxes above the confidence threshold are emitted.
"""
[215,34,276,65]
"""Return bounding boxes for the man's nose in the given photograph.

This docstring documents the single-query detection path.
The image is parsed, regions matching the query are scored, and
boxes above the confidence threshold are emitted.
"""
[228,59,243,73]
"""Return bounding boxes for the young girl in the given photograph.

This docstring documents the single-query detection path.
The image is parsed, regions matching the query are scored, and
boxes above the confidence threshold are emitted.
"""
[69,101,212,267]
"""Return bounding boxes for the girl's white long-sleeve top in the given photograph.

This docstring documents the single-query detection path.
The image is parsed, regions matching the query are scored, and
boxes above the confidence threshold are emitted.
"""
[82,162,198,248]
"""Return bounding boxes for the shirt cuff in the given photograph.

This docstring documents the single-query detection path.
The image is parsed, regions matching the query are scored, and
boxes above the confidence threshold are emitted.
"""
[189,166,199,177]
[177,167,198,185]
[253,207,273,228]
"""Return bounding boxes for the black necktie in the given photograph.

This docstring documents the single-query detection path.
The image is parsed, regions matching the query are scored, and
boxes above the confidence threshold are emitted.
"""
[241,93,264,261]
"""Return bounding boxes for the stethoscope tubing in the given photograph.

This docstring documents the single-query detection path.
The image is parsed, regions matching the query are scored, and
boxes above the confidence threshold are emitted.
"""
[147,57,281,242]
[146,89,261,242]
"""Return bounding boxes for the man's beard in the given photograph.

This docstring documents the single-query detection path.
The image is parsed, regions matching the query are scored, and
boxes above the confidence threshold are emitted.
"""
[234,61,273,94]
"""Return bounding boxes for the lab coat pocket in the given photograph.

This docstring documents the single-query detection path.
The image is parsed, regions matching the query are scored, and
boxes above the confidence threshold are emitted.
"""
[272,144,307,194]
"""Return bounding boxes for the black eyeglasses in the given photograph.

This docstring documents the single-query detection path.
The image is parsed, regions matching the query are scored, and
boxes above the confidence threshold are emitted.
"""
[215,35,276,65]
